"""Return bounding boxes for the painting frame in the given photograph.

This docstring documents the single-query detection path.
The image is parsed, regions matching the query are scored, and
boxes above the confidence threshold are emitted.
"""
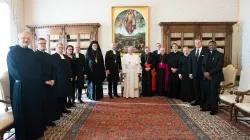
[112,6,149,55]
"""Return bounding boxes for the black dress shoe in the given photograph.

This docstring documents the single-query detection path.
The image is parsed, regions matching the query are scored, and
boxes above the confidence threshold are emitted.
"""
[210,110,218,115]
[190,102,200,106]
[78,99,84,103]
[114,94,120,98]
[200,108,212,112]
[47,122,56,127]
[66,104,72,108]
[62,109,71,114]
[70,104,76,107]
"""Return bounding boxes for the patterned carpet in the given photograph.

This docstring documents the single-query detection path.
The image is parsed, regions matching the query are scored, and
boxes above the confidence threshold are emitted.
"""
[38,96,250,140]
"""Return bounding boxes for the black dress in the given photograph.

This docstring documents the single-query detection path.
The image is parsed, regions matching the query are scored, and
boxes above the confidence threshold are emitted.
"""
[178,55,194,102]
[74,53,86,88]
[67,55,77,97]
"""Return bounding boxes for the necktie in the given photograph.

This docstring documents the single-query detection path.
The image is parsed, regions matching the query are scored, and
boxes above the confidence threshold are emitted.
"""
[195,49,199,61]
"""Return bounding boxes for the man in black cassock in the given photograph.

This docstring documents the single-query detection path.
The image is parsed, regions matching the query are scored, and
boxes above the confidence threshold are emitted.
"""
[51,43,72,114]
[152,43,162,94]
[201,41,224,115]
[140,47,155,97]
[167,43,182,99]
[85,41,106,101]
[105,43,122,99]
[74,45,86,103]
[35,38,60,127]
[178,47,194,102]
[155,47,169,96]
[189,39,208,108]
[7,31,45,140]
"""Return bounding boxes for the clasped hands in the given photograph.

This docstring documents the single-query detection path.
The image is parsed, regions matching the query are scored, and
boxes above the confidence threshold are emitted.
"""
[204,72,212,80]
[45,80,55,86]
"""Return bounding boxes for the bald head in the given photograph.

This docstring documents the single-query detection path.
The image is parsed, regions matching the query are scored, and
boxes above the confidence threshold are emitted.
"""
[112,43,117,50]
[18,31,31,48]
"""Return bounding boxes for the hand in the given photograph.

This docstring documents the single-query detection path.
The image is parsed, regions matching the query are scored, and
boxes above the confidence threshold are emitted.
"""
[204,72,210,78]
[45,81,51,85]
[179,75,182,80]
[189,74,193,79]
[138,73,141,77]
[119,69,122,73]
[207,76,212,80]
[75,76,78,81]
[50,80,55,86]
[172,68,177,73]
[71,78,73,81]
[106,70,110,75]
[145,68,151,71]
[84,75,87,79]
[123,73,126,77]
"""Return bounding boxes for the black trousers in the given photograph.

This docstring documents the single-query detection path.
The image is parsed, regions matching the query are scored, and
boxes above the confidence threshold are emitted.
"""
[202,79,220,109]
[68,81,76,104]
[77,88,82,100]
[193,77,204,107]
[108,81,118,96]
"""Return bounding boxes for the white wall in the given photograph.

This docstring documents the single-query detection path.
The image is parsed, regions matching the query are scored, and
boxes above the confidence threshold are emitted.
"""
[24,0,239,65]
[240,0,250,69]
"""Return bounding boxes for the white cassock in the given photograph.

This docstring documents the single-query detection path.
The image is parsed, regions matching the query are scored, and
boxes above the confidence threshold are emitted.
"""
[122,53,141,98]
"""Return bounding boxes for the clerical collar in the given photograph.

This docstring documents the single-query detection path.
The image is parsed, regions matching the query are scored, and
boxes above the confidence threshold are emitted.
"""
[173,51,177,53]
[113,50,116,54]
[157,50,160,54]
[75,53,79,58]
[184,54,188,57]
[59,53,65,59]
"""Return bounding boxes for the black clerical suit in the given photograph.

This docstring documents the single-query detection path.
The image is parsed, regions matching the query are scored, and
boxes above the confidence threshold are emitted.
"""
[201,50,224,112]
[74,53,86,102]
[105,50,122,98]
[140,52,155,97]
[189,47,208,107]
[35,51,60,125]
[51,53,72,114]
[167,51,182,98]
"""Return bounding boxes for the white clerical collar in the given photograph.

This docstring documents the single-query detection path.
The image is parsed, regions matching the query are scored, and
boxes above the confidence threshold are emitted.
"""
[184,54,188,57]
[75,53,79,58]
[113,50,116,54]
[173,51,177,53]
[59,53,65,59]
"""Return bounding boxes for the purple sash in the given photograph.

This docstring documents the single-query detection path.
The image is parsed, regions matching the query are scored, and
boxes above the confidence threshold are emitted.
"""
[157,63,169,91]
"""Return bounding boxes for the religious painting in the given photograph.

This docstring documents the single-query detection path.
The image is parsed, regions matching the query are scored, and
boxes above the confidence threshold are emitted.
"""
[112,6,149,55]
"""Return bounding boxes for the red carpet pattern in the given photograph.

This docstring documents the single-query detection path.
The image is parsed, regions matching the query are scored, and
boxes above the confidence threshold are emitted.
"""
[75,97,200,139]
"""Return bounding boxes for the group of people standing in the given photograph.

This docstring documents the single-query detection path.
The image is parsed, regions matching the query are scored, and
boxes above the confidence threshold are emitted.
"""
[139,39,224,116]
[6,31,224,140]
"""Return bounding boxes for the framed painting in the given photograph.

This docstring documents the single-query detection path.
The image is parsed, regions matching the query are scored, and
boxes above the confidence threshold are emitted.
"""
[112,6,149,55]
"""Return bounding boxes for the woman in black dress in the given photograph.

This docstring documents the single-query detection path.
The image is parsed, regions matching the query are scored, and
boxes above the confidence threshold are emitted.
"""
[66,45,77,107]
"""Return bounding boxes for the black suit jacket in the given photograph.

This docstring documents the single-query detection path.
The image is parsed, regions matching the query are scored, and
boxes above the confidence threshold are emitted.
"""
[201,50,224,82]
[189,47,208,78]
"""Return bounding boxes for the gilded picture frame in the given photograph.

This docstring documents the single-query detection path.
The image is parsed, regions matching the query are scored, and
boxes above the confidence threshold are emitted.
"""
[112,6,149,55]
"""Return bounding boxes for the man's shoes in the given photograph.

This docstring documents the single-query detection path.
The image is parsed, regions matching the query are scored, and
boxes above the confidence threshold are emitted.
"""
[62,109,71,114]
[200,108,211,112]
[114,94,120,98]
[190,102,200,106]
[66,104,71,108]
[70,103,76,107]
[78,99,84,103]
[210,110,218,115]
[47,122,56,127]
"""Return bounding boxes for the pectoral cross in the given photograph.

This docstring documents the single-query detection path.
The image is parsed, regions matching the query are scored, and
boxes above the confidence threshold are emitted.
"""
[95,58,98,63]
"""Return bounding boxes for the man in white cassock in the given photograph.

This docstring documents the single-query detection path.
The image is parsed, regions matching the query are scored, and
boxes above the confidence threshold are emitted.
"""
[122,46,141,98]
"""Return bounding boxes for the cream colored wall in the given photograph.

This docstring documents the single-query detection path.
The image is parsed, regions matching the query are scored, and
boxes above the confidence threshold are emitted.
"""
[24,0,240,67]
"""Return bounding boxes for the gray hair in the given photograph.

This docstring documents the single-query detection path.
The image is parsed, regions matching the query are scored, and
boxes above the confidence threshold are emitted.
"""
[128,46,134,50]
